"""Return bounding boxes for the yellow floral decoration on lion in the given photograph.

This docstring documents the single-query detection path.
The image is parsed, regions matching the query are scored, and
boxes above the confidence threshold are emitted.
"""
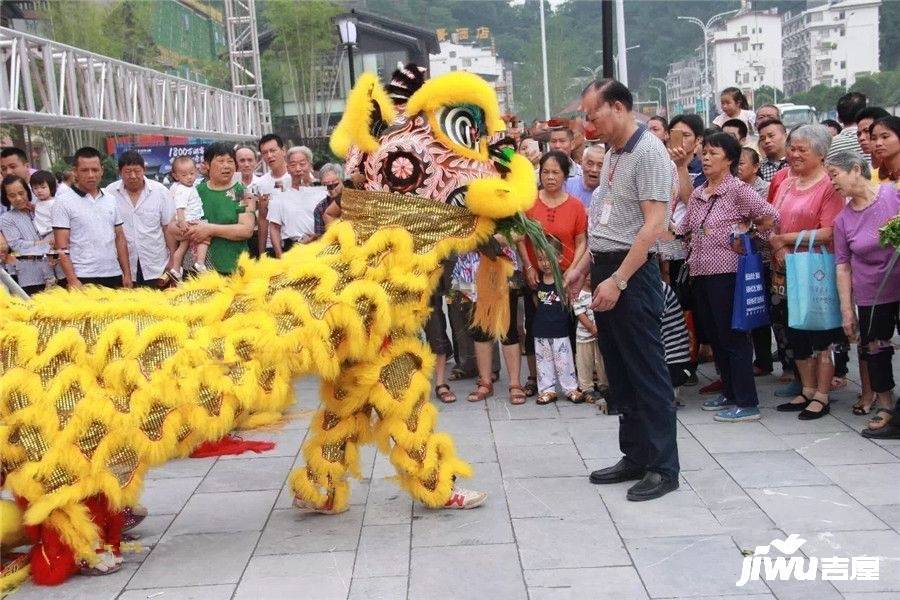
[0,64,536,586]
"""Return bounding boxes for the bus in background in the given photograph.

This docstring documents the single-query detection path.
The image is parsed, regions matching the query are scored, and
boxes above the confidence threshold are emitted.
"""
[775,103,817,129]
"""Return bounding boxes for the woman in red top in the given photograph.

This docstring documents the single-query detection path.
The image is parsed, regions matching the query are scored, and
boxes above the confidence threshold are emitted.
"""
[769,124,846,420]
[517,150,588,397]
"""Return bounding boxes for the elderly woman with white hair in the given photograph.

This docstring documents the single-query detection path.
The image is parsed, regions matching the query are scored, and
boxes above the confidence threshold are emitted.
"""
[826,151,900,438]
[769,124,847,420]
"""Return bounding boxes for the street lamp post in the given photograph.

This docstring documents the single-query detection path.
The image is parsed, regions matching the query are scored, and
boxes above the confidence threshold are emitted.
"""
[648,84,664,116]
[677,9,738,123]
[650,76,670,116]
[337,17,358,88]
[613,44,640,81]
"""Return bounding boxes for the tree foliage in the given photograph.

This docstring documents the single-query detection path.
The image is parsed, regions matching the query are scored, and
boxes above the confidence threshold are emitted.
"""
[259,0,342,138]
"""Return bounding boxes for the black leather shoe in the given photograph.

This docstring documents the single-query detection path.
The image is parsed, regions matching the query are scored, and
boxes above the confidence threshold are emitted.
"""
[626,472,679,501]
[589,458,644,485]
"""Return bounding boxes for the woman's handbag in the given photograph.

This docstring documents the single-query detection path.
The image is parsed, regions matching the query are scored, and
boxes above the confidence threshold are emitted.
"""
[731,233,770,331]
[786,230,842,331]
[674,197,718,309]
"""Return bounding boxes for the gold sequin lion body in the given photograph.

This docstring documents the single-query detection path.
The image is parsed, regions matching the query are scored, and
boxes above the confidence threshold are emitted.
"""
[0,65,536,582]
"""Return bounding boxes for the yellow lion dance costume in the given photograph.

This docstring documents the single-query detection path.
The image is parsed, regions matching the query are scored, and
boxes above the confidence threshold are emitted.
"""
[0,65,536,587]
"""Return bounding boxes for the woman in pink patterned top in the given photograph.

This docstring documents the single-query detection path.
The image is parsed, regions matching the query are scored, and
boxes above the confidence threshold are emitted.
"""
[769,124,846,420]
[677,133,777,423]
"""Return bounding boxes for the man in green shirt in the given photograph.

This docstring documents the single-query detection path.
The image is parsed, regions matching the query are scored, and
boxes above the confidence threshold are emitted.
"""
[188,143,255,274]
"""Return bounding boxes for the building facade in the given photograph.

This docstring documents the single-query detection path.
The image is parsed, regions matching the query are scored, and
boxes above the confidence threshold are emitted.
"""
[709,8,783,102]
[782,0,880,97]
[666,56,704,116]
[430,39,514,113]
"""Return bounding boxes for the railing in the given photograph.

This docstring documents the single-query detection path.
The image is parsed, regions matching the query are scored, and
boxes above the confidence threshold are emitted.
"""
[0,26,269,141]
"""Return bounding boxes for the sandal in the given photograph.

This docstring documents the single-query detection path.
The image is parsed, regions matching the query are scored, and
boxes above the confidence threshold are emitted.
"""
[467,379,494,402]
[852,397,874,416]
[776,394,810,412]
[509,384,526,405]
[435,384,457,404]
[566,389,585,404]
[865,408,893,431]
[447,368,470,381]
[536,391,557,405]
[523,376,538,397]
[830,377,847,391]
[798,398,830,420]
[861,409,900,439]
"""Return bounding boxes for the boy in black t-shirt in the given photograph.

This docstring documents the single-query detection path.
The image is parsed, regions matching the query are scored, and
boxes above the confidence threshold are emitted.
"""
[533,248,582,405]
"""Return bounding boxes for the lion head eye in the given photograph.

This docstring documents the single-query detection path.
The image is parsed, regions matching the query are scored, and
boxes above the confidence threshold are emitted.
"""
[438,104,486,151]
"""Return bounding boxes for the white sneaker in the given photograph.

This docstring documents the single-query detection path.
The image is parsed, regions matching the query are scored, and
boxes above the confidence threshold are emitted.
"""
[193,262,207,273]
[292,495,348,515]
[79,551,121,576]
[442,488,487,509]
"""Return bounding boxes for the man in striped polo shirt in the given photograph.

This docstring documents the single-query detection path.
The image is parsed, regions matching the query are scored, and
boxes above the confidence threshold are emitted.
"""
[565,78,679,502]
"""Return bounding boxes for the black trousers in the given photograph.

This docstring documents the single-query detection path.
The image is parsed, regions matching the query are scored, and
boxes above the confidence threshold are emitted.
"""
[591,253,679,479]
[692,273,759,408]
[859,302,899,393]
[68,276,122,289]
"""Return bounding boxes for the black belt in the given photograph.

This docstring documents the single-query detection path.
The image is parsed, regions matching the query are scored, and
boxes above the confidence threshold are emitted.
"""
[591,250,655,265]
[15,255,48,261]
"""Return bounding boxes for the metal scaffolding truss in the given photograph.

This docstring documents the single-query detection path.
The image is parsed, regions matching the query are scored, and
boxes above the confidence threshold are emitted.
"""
[0,26,269,141]
[223,0,270,133]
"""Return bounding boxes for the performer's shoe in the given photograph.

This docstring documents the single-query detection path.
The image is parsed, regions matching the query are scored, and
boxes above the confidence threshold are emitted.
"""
[442,488,487,509]
[122,504,148,533]
[292,495,348,515]
[79,551,122,576]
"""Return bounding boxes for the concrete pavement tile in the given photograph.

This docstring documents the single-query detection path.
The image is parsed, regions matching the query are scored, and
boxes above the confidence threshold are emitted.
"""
[779,431,898,466]
[868,504,900,532]
[141,476,202,515]
[124,513,175,555]
[525,566,649,600]
[117,584,235,600]
[433,411,493,435]
[682,469,775,531]
[497,443,586,478]
[8,565,136,600]
[164,489,277,536]
[145,457,217,480]
[716,451,832,488]
[363,476,413,526]
[409,543,527,600]
[819,463,900,505]
[747,486,888,532]
[487,397,560,420]
[799,529,900,594]
[569,425,624,460]
[674,435,719,471]
[626,534,769,597]
[687,422,790,454]
[197,456,294,493]
[348,576,408,600]
[513,517,629,569]
[453,439,499,464]
[353,523,410,578]
[412,462,512,547]
[603,488,727,538]
[128,531,258,588]
[759,408,851,435]
[504,476,605,519]
[558,401,608,419]
[842,594,900,600]
[254,505,365,555]
[233,551,354,600]
[492,418,572,446]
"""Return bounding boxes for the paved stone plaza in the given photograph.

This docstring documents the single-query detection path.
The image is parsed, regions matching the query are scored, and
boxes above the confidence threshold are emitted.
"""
[12,358,900,600]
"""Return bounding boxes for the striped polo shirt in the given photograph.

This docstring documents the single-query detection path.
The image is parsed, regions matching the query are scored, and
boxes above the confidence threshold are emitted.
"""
[589,123,673,253]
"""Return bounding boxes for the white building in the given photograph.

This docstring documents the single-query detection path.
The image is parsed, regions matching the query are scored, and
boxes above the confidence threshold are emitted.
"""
[782,0,880,97]
[666,56,704,116]
[709,8,783,102]
[430,40,514,113]
[666,5,782,117]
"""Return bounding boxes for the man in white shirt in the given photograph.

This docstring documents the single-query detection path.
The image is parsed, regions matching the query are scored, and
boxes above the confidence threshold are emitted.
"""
[251,134,291,256]
[52,146,132,288]
[104,151,175,286]
[266,146,327,257]
[234,145,257,187]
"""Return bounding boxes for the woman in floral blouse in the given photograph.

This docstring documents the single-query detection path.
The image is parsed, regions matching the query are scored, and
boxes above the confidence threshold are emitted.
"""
[677,133,778,423]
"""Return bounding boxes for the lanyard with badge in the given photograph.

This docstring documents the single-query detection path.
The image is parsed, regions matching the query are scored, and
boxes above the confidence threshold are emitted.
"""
[597,153,622,226]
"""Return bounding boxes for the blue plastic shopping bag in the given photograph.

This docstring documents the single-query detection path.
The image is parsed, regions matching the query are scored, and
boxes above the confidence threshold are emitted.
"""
[732,233,770,331]
[786,230,842,331]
